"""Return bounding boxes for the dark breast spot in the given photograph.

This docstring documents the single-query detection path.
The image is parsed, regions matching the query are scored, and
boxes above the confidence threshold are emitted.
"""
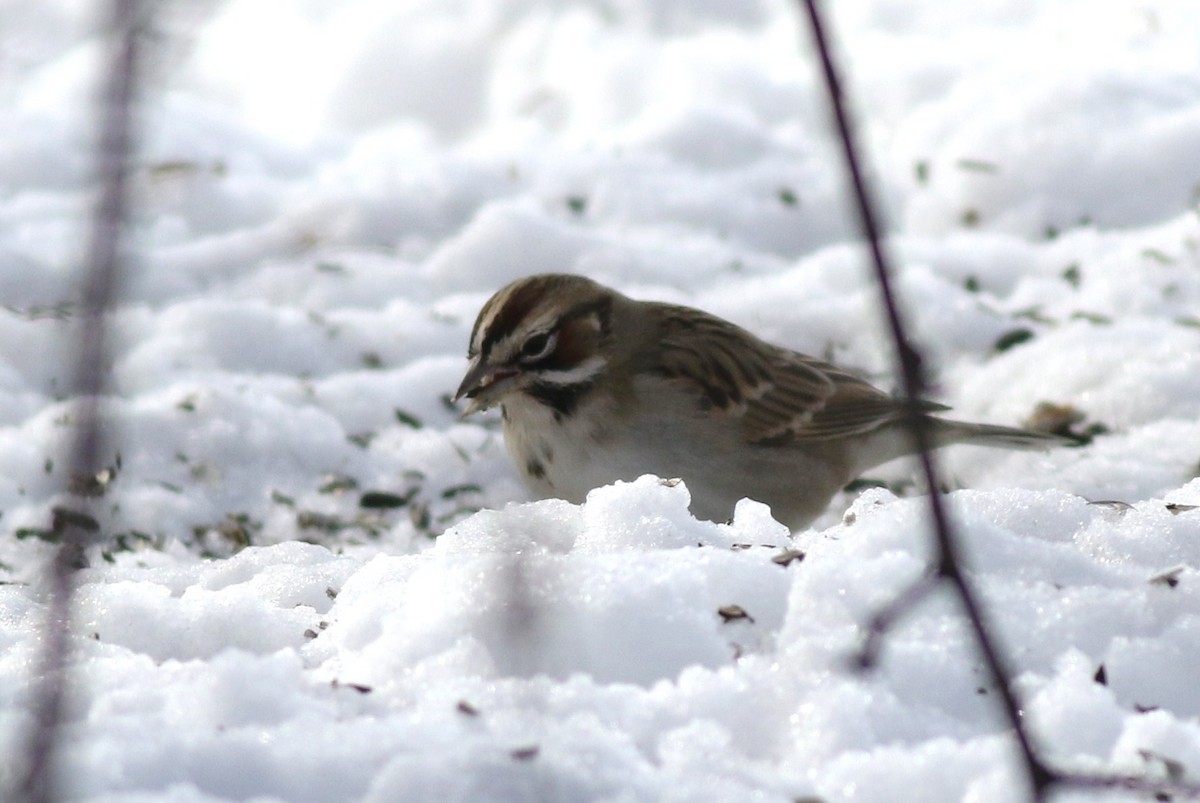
[529,382,593,418]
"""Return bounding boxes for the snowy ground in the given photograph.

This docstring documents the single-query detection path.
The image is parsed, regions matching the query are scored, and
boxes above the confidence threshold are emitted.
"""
[2,1,1200,801]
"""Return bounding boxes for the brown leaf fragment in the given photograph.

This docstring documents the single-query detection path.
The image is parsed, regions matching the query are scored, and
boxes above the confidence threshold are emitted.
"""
[1087,499,1134,512]
[772,549,806,567]
[511,746,539,761]
[994,328,1035,352]
[1023,401,1110,445]
[296,511,345,533]
[1149,567,1183,589]
[1024,402,1084,434]
[718,605,754,624]
[53,506,100,533]
[360,490,416,509]
[319,474,359,495]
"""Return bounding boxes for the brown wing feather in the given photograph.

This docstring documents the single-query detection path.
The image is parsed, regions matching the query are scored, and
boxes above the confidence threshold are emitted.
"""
[748,355,909,443]
[653,304,832,421]
[651,303,932,445]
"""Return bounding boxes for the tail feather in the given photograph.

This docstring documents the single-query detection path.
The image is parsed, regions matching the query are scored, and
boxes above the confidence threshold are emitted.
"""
[931,418,1070,450]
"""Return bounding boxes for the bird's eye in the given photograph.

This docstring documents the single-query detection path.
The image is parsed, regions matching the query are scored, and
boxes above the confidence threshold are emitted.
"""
[520,331,555,362]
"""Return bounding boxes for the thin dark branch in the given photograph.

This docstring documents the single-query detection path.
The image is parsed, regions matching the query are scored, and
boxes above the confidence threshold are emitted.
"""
[798,3,1200,801]
[855,571,938,670]
[797,0,1054,797]
[15,2,146,801]
[1050,771,1200,800]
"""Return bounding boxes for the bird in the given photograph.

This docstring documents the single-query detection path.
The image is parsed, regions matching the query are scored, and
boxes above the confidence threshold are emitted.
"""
[453,273,1062,529]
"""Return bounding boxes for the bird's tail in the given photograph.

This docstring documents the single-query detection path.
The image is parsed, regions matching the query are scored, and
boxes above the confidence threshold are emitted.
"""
[931,418,1070,450]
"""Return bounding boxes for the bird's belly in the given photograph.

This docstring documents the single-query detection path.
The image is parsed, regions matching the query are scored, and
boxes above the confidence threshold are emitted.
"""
[502,400,650,504]
[501,395,849,529]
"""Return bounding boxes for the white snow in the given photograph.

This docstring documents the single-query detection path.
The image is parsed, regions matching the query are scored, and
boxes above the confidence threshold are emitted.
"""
[2,1,1200,801]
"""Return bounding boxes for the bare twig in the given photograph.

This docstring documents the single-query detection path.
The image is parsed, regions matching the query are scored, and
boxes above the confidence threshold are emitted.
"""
[15,2,146,801]
[855,570,938,670]
[796,2,1200,801]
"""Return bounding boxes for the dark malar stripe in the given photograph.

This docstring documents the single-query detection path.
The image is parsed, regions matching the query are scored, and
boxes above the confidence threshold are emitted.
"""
[526,379,596,418]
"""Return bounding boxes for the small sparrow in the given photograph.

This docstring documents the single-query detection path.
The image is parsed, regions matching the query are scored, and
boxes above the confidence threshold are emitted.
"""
[454,273,1061,529]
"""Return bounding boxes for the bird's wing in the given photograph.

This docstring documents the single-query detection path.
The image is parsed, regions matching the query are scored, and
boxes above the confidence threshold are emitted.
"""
[652,304,934,445]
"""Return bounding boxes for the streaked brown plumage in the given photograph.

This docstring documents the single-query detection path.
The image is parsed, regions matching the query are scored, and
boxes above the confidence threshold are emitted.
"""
[455,273,1062,529]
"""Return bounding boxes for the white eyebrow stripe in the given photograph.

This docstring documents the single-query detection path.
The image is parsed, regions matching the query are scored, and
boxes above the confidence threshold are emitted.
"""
[533,355,607,385]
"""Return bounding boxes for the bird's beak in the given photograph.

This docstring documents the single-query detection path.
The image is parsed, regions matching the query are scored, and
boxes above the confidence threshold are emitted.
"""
[453,357,518,416]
